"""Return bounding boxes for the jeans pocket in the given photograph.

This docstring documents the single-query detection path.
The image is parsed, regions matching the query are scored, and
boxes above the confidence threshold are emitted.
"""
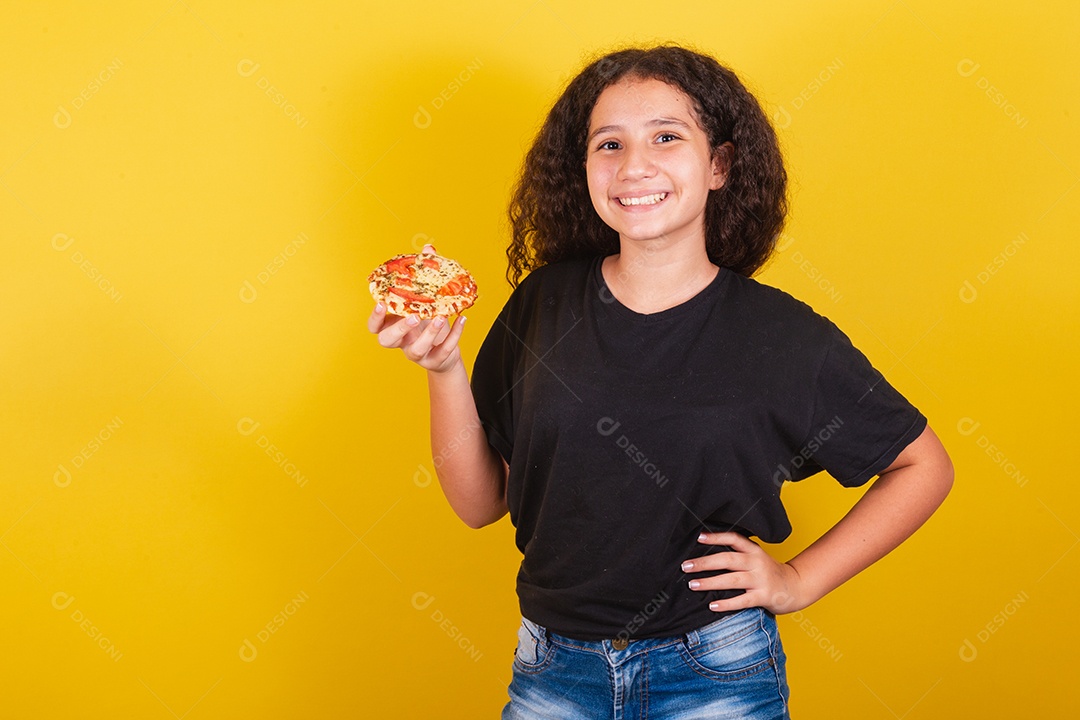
[513,616,553,673]
[677,607,775,681]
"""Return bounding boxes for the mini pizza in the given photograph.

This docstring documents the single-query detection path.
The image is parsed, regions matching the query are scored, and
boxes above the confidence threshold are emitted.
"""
[368,251,478,318]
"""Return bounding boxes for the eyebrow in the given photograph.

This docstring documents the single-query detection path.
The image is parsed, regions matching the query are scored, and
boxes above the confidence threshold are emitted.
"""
[587,117,693,143]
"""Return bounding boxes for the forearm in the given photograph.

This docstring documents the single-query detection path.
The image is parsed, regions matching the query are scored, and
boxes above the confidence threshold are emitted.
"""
[427,358,508,529]
[785,459,954,607]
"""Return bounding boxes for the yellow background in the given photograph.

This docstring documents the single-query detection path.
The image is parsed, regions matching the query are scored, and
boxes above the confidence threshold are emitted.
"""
[2,1,1076,717]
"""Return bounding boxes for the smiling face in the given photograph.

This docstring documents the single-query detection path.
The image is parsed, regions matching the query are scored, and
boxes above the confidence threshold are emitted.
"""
[585,76,731,248]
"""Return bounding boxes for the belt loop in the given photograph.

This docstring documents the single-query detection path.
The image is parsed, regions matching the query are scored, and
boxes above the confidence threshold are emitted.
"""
[683,627,698,649]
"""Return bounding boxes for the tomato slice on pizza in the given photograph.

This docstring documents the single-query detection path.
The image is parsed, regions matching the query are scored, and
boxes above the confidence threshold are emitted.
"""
[368,251,478,318]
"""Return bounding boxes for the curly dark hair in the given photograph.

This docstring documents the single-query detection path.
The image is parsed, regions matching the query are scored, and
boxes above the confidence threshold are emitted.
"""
[505,43,788,288]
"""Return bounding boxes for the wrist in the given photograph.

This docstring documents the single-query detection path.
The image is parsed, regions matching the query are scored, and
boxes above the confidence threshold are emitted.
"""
[427,355,466,380]
[783,559,822,611]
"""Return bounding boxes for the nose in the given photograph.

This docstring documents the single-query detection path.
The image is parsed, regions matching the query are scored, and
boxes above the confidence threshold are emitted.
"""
[618,141,656,181]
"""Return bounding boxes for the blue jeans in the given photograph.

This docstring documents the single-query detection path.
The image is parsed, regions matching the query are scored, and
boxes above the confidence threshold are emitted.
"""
[502,606,790,719]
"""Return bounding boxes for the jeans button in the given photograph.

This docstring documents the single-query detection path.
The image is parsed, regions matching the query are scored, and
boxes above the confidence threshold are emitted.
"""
[612,638,628,650]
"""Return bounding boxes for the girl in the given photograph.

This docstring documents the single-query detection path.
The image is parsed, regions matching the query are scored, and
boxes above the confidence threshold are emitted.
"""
[370,44,953,720]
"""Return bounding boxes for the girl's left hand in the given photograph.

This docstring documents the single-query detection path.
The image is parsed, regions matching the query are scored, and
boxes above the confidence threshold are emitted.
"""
[681,532,810,615]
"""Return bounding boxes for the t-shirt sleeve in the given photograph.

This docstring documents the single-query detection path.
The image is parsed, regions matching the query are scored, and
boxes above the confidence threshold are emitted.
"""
[795,319,928,487]
[469,296,521,467]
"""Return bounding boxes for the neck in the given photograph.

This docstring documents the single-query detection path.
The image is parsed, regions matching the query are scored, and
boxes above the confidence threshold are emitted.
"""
[603,234,718,314]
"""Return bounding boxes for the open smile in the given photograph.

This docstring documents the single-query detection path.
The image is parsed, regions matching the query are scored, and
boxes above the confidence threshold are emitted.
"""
[616,192,669,208]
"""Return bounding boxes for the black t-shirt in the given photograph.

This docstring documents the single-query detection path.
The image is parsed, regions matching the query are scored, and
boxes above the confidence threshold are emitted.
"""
[469,254,927,641]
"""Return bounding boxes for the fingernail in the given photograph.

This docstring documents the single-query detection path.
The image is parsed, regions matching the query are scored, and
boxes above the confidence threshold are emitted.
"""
[433,316,444,328]
[698,533,708,542]
[681,562,694,572]
[375,302,384,312]
[406,315,420,326]
[709,603,719,611]
[688,580,700,589]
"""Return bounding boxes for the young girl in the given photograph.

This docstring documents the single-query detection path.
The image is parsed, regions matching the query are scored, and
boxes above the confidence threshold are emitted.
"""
[370,44,952,720]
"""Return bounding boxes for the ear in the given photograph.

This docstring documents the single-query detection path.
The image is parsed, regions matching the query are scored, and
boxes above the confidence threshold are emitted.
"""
[710,141,734,191]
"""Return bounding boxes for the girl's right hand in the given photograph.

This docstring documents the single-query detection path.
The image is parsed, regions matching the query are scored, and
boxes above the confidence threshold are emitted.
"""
[367,243,467,374]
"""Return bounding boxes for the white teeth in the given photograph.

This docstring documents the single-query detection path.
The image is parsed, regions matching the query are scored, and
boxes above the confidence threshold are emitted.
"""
[618,192,667,206]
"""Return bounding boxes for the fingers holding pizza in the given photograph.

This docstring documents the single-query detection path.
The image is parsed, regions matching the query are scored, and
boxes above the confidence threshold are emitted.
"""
[367,244,474,374]
[373,307,466,374]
